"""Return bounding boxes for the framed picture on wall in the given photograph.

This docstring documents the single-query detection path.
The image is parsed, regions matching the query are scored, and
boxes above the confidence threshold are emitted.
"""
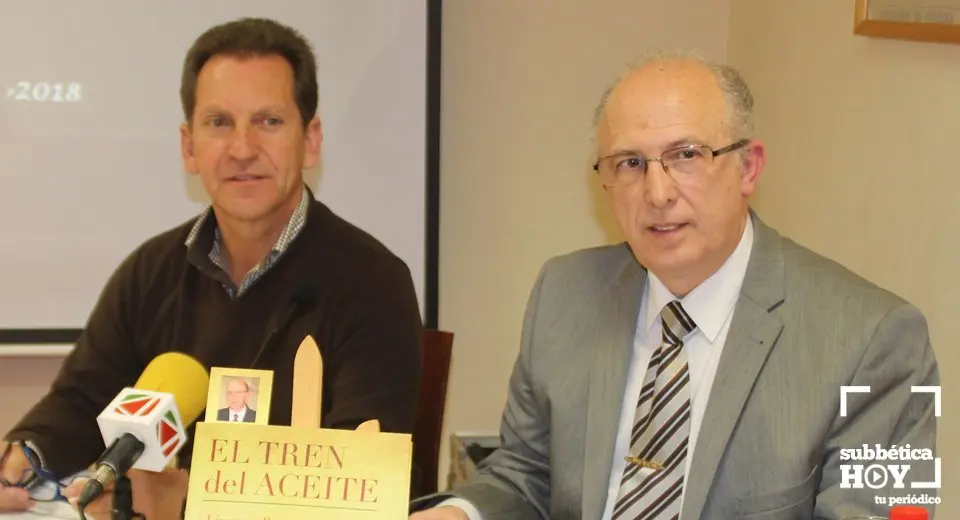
[854,0,960,43]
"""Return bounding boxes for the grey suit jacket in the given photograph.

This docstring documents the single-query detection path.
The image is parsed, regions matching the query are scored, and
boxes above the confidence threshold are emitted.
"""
[216,407,256,422]
[415,213,939,519]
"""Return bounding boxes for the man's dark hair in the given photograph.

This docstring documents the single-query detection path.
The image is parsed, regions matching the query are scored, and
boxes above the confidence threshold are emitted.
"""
[180,17,318,128]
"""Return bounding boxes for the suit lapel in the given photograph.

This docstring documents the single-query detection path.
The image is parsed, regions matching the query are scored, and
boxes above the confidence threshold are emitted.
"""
[681,214,786,520]
[581,250,645,519]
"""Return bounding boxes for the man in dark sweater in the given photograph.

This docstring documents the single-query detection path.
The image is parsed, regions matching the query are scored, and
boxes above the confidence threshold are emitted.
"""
[0,17,423,516]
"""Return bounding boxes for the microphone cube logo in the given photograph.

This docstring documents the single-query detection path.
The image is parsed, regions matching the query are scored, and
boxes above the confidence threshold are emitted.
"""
[98,388,188,472]
[114,393,162,417]
[838,385,941,507]
[114,393,185,457]
[157,410,185,457]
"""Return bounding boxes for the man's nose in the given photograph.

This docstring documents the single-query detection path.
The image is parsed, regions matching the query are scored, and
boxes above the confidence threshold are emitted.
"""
[643,161,678,208]
[228,124,258,160]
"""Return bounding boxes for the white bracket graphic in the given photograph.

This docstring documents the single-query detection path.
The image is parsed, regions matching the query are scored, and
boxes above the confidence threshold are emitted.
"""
[840,386,871,417]
[911,386,942,417]
[912,457,941,489]
[840,386,942,418]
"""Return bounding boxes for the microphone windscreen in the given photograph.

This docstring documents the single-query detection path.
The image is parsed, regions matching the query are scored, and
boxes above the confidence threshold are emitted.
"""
[133,352,210,426]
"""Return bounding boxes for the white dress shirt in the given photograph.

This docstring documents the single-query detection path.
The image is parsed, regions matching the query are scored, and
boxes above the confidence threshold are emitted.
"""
[601,216,753,518]
[229,405,250,422]
[444,216,754,520]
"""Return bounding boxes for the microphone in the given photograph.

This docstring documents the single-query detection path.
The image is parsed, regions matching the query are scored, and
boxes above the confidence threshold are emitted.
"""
[248,284,316,368]
[76,352,209,510]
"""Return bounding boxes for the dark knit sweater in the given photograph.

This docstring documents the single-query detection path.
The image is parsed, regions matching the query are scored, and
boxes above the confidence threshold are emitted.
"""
[6,197,423,491]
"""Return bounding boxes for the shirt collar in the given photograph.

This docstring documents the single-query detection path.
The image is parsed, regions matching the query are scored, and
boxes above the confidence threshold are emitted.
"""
[184,183,310,254]
[644,214,754,342]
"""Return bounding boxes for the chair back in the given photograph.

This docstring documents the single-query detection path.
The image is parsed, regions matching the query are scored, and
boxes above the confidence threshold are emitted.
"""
[413,329,454,495]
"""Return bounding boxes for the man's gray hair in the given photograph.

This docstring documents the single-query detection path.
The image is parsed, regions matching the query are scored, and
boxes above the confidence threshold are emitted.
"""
[592,47,755,139]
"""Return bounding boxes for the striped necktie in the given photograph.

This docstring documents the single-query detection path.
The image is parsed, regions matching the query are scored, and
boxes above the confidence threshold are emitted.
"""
[613,300,697,520]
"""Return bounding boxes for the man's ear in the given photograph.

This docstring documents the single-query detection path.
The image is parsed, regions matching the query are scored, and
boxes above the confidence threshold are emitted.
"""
[302,116,323,169]
[739,140,766,197]
[180,123,197,175]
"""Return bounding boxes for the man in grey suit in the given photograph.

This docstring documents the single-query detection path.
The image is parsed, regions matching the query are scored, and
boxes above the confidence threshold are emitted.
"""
[411,48,940,519]
[216,378,257,423]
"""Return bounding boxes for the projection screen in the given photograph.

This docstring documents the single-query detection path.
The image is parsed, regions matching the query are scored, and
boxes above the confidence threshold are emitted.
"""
[0,1,441,353]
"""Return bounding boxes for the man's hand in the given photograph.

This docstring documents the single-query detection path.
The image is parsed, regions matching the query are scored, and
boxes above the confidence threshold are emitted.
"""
[409,506,470,519]
[0,441,34,512]
[64,467,188,520]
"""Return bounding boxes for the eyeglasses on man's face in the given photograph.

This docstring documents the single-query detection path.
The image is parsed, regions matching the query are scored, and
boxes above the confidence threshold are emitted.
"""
[593,139,751,187]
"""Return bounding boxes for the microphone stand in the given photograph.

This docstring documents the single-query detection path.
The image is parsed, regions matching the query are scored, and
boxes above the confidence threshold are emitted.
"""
[110,473,145,520]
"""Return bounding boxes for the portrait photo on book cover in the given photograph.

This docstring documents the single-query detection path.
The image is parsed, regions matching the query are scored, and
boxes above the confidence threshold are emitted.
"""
[204,367,274,426]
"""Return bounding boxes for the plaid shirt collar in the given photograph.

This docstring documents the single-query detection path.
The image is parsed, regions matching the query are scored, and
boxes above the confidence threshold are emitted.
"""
[184,185,310,297]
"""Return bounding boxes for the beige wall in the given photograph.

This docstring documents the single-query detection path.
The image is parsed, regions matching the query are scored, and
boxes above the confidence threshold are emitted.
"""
[0,358,63,432]
[438,0,956,507]
[436,0,730,488]
[726,0,957,510]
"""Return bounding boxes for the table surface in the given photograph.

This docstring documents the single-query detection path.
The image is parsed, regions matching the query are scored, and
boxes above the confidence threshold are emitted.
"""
[0,501,77,519]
